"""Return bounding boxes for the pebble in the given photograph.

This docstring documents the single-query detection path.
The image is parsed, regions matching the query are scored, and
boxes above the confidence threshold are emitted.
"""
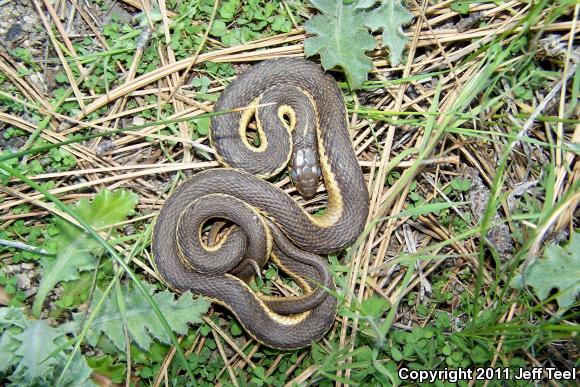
[5,24,22,42]
[5,264,21,274]
[95,139,116,155]
[124,225,135,236]
[15,273,31,289]
[0,1,43,54]
[40,156,52,166]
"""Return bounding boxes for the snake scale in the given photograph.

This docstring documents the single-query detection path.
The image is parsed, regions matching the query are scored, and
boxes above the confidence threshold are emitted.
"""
[152,58,369,350]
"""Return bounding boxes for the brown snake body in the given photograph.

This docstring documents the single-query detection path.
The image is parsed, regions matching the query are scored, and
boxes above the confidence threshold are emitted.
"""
[152,58,369,349]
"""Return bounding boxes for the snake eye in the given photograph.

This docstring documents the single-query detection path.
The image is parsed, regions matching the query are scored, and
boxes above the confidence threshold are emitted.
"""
[295,149,305,167]
[311,165,320,177]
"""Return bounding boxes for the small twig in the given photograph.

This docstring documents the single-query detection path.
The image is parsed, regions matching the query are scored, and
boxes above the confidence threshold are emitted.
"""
[202,316,256,370]
[0,239,49,255]
[403,224,431,301]
[422,174,471,223]
[212,331,239,387]
[517,64,577,142]
[33,0,86,110]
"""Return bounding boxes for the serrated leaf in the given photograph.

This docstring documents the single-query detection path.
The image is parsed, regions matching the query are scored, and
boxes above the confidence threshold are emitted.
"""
[59,352,94,387]
[304,0,376,89]
[33,190,138,317]
[72,189,138,228]
[0,305,27,329]
[0,307,28,372]
[513,232,580,310]
[11,320,62,384]
[0,329,20,372]
[364,0,414,66]
[0,307,94,386]
[75,284,209,351]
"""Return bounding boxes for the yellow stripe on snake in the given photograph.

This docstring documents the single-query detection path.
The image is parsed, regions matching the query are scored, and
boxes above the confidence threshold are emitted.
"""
[152,58,369,350]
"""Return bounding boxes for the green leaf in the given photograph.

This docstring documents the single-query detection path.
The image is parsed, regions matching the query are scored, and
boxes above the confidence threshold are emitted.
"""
[59,351,94,387]
[513,231,580,310]
[54,273,93,311]
[355,0,377,8]
[271,16,291,33]
[435,311,451,329]
[191,76,211,93]
[513,85,533,100]
[86,355,126,384]
[196,116,210,136]
[469,344,490,363]
[360,295,390,317]
[450,177,471,192]
[0,152,19,185]
[33,189,138,317]
[441,344,452,356]
[304,0,376,89]
[74,284,209,351]
[219,0,239,21]
[0,329,21,372]
[254,365,265,379]
[0,304,27,329]
[450,0,470,14]
[54,71,68,84]
[221,29,242,46]
[390,346,403,361]
[0,308,94,386]
[12,321,62,383]
[363,0,414,66]
[211,20,227,37]
[230,321,243,337]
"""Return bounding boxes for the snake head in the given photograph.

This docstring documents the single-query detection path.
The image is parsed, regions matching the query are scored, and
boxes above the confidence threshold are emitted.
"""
[289,148,321,200]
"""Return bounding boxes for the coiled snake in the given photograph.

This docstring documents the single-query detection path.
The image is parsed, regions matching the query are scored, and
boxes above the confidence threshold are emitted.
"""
[152,58,369,350]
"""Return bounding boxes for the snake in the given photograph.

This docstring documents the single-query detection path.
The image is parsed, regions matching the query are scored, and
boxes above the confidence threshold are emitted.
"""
[152,58,369,350]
